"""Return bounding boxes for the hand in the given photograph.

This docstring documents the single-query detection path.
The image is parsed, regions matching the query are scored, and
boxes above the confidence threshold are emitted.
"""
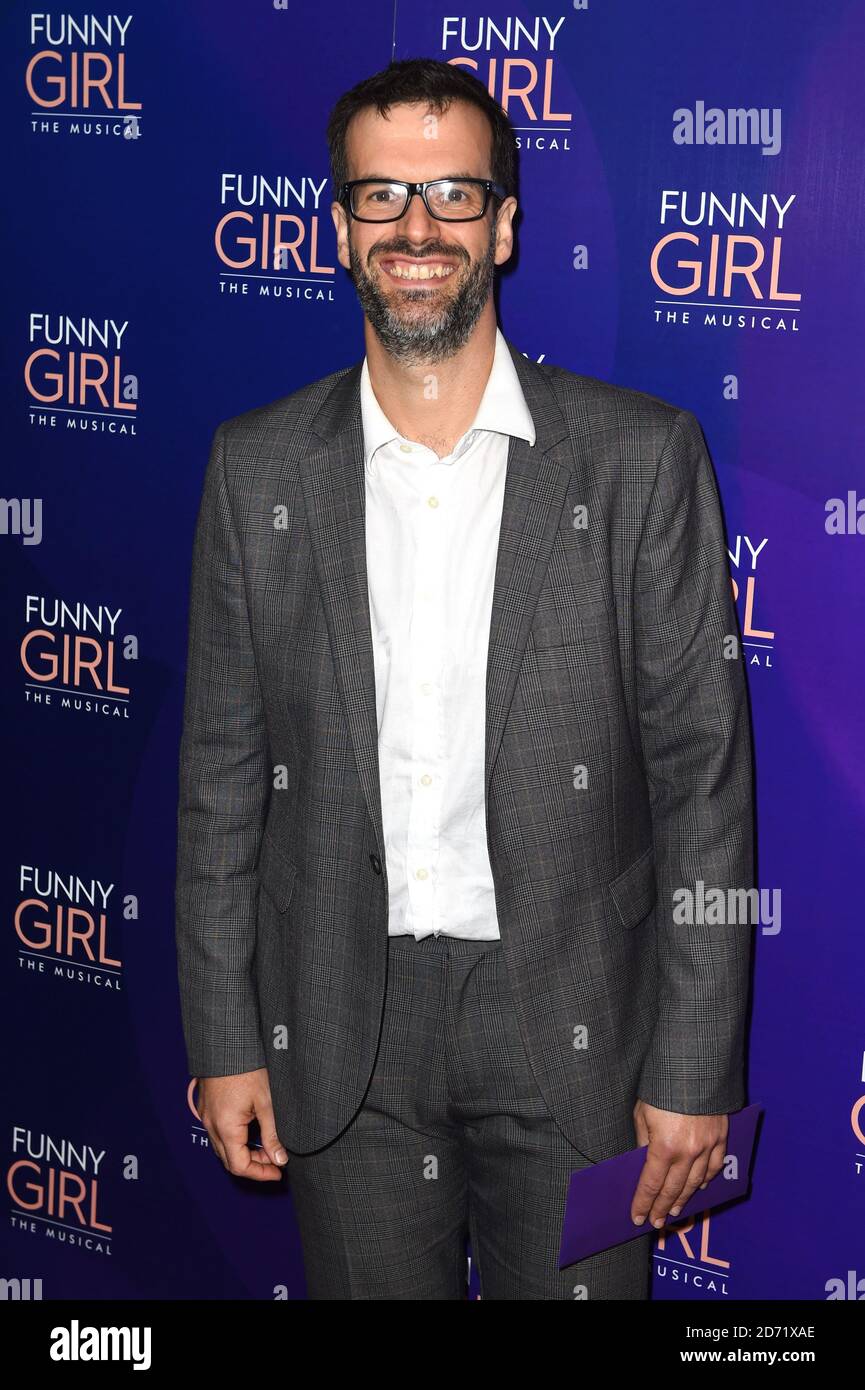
[630,1099,728,1229]
[194,1068,289,1181]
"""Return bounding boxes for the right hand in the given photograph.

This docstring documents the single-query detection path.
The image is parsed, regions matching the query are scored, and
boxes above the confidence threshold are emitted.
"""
[194,1068,288,1181]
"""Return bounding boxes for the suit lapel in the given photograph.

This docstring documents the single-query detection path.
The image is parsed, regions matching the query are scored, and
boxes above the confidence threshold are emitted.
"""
[297,338,576,853]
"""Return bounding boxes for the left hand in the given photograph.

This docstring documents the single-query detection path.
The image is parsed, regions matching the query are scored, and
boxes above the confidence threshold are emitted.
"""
[630,1099,728,1229]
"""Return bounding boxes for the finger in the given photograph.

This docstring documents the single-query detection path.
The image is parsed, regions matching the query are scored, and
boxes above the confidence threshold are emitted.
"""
[253,1096,289,1169]
[648,1120,727,1223]
[221,1117,283,1182]
[248,1141,288,1168]
[630,1151,671,1224]
[223,1133,283,1181]
[699,1138,728,1189]
[668,1151,711,1218]
[647,1155,697,1227]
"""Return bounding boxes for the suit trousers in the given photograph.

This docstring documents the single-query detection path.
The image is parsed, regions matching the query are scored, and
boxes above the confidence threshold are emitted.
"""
[286,931,652,1299]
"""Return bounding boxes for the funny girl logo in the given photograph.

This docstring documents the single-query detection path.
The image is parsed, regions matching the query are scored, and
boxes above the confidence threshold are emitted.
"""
[8,1128,113,1256]
[21,596,133,719]
[15,864,124,991]
[442,14,573,156]
[26,13,142,140]
[852,1050,865,1181]
[216,173,337,302]
[653,1210,733,1299]
[651,190,802,332]
[26,313,139,435]
[728,532,774,671]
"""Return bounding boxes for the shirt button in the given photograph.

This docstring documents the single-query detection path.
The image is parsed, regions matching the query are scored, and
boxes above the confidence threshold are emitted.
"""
[420,681,433,694]
[400,443,413,453]
[427,496,439,508]
[420,774,432,786]
[415,867,429,880]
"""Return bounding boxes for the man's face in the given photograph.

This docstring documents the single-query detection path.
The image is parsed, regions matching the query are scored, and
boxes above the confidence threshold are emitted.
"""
[331,99,517,365]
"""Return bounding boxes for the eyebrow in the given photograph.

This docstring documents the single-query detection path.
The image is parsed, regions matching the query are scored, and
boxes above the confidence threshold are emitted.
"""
[352,172,487,182]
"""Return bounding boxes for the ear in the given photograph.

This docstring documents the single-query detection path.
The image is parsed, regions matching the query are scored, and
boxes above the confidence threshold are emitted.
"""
[331,201,351,271]
[493,196,519,266]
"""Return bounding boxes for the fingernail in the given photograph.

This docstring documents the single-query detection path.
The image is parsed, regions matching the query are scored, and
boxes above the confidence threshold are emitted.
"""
[632,1215,644,1225]
[652,1218,664,1228]
[670,1206,681,1217]
[275,1149,287,1164]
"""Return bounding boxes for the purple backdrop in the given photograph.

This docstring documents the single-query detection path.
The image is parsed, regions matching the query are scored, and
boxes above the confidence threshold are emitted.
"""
[3,0,863,1301]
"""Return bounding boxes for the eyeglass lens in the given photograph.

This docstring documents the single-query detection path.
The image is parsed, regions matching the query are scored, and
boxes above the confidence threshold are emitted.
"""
[351,180,486,220]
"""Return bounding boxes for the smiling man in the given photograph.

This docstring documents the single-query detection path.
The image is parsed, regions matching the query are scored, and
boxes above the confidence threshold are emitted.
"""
[175,58,755,1301]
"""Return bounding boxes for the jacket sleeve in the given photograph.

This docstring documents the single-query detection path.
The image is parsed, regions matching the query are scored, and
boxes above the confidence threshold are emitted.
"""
[174,422,269,1078]
[633,408,755,1115]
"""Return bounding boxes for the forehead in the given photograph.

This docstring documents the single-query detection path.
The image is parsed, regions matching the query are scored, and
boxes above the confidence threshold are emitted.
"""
[345,99,492,180]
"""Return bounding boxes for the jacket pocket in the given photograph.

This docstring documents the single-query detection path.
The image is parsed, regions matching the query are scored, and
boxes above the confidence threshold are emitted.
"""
[606,844,656,929]
[530,599,613,651]
[256,829,298,913]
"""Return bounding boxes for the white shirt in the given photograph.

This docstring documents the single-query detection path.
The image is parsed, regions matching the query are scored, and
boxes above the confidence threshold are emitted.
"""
[360,327,537,939]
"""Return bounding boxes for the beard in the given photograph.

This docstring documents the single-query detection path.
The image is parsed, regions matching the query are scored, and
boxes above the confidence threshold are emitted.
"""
[346,216,498,367]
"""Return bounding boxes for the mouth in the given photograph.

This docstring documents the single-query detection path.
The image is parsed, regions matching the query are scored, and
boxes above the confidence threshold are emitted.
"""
[377,256,459,283]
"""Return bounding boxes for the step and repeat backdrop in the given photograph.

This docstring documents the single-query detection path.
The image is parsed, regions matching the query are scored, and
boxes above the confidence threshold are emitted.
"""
[3,0,864,1301]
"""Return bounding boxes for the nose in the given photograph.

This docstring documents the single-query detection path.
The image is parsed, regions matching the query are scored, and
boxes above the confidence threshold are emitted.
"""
[395,188,442,239]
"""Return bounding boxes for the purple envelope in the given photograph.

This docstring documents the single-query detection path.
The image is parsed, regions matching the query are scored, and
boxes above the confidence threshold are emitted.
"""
[558,1103,762,1267]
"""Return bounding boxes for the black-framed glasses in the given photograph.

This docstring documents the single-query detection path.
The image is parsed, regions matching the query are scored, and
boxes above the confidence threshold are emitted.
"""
[339,178,507,223]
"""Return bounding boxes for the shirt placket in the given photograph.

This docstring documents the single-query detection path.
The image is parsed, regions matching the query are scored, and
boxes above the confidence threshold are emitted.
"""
[405,452,454,937]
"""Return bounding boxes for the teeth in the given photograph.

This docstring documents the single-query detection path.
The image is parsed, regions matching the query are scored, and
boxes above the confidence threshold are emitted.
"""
[385,262,455,281]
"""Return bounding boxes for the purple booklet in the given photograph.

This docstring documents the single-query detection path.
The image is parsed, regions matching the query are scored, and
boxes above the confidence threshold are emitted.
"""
[558,1103,762,1267]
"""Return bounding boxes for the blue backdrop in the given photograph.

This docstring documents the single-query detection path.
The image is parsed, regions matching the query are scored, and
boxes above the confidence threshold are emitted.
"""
[3,0,863,1300]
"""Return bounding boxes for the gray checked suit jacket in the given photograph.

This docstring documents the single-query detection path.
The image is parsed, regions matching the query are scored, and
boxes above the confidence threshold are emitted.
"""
[174,336,755,1163]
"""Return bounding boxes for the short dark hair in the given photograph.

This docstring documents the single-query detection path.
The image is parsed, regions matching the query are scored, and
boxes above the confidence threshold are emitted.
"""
[326,57,518,205]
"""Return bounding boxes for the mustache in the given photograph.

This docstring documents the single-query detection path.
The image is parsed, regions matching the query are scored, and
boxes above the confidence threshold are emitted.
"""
[370,246,468,263]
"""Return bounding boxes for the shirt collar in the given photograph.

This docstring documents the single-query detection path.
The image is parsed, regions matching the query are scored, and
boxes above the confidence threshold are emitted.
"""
[360,325,537,473]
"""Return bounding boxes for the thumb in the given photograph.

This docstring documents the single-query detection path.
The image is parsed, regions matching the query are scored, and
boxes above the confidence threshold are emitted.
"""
[253,1095,289,1167]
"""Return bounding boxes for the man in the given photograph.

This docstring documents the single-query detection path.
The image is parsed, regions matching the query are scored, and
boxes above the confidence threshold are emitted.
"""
[175,58,755,1300]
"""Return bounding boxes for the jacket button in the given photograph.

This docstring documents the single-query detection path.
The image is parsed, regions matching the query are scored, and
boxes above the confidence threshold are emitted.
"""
[369,854,382,874]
